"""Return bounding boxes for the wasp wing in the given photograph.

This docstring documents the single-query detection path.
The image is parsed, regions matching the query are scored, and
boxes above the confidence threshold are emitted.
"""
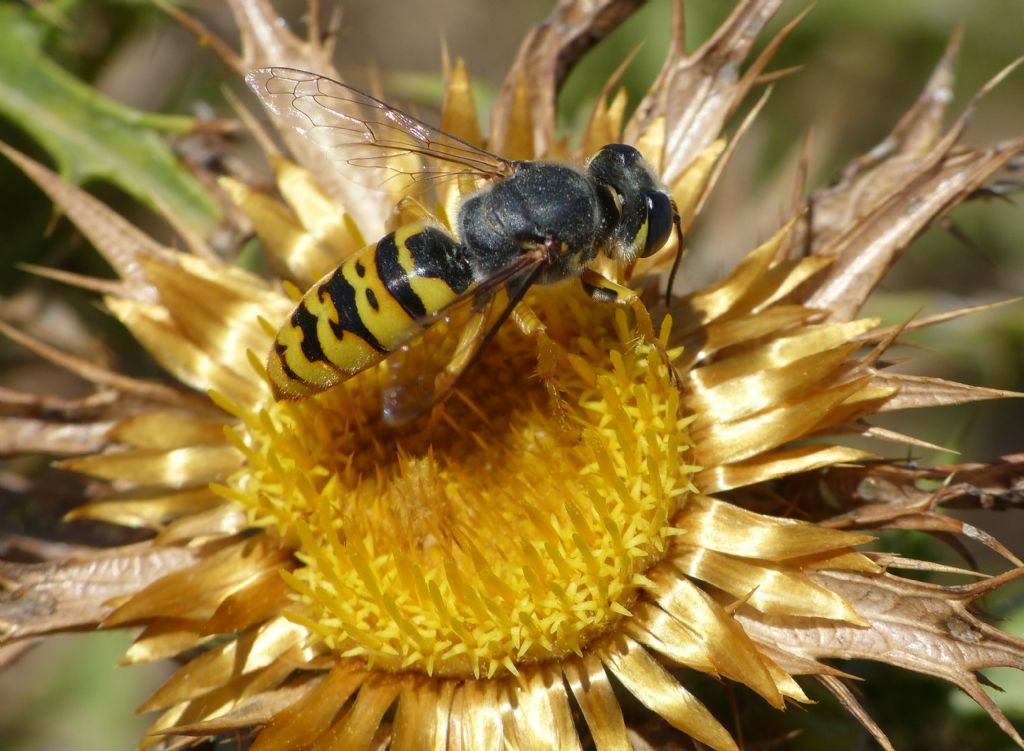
[381,252,547,426]
[246,67,515,194]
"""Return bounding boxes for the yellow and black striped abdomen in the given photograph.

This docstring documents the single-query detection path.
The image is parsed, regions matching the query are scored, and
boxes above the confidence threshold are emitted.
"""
[268,223,473,399]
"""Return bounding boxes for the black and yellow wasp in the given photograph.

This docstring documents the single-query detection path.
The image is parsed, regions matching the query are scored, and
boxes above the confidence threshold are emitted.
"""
[246,67,681,423]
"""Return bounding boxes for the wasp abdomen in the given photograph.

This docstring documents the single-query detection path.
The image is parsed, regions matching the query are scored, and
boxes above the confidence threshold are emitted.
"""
[268,224,470,399]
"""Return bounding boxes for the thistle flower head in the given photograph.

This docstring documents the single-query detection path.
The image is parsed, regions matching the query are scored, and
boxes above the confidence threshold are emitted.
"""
[1,2,1023,750]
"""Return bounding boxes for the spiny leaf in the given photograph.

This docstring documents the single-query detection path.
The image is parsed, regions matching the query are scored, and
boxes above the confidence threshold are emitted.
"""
[873,373,1023,412]
[0,143,167,301]
[792,28,964,257]
[159,679,322,737]
[737,570,1024,748]
[220,0,392,236]
[0,385,117,420]
[817,674,896,751]
[861,298,1024,342]
[0,545,201,642]
[623,0,791,184]
[491,0,646,158]
[808,454,1024,515]
[768,454,1024,564]
[0,6,220,235]
[0,417,113,455]
[805,138,1024,321]
[797,45,1024,319]
[0,318,211,411]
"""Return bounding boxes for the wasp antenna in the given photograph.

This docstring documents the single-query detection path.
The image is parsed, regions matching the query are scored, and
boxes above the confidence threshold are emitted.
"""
[665,210,684,307]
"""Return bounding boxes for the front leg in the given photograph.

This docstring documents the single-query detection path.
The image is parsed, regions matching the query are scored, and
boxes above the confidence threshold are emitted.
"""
[579,268,637,304]
[579,269,679,384]
[580,269,658,340]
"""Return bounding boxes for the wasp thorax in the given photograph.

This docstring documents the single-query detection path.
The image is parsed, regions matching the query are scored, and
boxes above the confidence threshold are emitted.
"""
[457,161,611,282]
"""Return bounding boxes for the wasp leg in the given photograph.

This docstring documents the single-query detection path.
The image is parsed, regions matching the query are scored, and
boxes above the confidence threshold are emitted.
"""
[511,303,545,337]
[511,302,561,381]
[579,269,680,386]
[440,308,489,391]
[511,302,581,438]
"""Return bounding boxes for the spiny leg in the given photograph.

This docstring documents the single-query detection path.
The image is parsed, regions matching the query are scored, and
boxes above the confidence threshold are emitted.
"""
[511,302,582,436]
[579,269,680,386]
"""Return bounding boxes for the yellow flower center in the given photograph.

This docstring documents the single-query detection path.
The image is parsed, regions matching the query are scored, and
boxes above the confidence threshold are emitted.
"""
[223,288,697,678]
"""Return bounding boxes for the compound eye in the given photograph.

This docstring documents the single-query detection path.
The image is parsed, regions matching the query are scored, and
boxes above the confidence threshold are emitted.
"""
[641,191,674,257]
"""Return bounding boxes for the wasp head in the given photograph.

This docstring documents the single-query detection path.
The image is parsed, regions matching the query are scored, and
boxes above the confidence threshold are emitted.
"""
[587,144,678,263]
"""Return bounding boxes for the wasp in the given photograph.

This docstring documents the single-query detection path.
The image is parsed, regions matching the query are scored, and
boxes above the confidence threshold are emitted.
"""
[247,68,682,423]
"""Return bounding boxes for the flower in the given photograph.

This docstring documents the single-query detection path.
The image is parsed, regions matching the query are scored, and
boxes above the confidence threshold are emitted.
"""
[2,1,1023,750]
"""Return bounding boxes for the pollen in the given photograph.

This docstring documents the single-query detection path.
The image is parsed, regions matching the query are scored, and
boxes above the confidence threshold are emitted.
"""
[220,288,698,678]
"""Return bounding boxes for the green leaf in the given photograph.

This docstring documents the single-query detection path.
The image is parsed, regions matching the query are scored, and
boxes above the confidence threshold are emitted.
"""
[0,5,220,235]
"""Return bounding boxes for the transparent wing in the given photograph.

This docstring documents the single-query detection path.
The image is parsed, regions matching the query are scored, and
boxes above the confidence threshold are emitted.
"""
[246,67,516,193]
[381,253,547,426]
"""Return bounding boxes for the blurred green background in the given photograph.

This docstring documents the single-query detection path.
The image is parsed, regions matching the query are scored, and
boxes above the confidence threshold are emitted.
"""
[0,1,1022,749]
